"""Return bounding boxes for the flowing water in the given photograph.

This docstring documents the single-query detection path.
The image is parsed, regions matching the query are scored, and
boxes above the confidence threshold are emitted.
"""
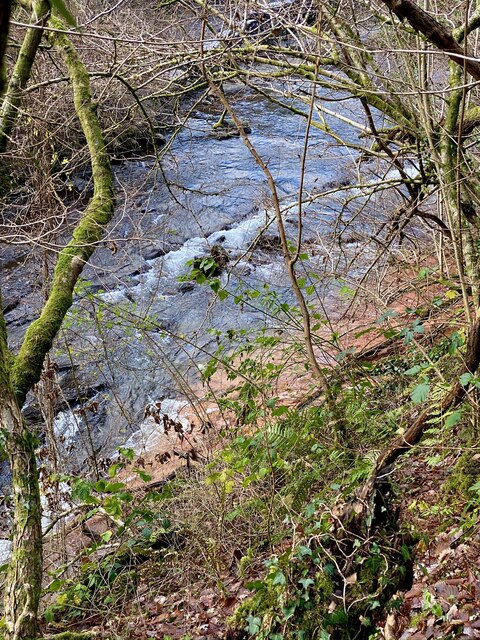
[2,80,376,489]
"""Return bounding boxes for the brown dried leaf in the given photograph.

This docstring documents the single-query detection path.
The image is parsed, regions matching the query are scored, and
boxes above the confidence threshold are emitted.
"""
[384,612,398,640]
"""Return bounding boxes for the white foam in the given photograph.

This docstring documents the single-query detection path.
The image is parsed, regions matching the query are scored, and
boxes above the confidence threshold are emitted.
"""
[208,211,271,250]
[53,409,81,443]
[96,289,128,304]
[160,237,208,276]
[0,540,11,564]
[384,163,419,181]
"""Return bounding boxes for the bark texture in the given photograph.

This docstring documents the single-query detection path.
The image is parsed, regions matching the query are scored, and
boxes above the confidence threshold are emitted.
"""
[0,0,13,97]
[0,306,42,640]
[377,0,480,80]
[1,412,42,640]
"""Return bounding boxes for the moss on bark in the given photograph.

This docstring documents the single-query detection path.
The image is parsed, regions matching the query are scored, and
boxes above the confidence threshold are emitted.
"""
[11,17,115,406]
[1,14,114,640]
[1,399,42,640]
[0,0,50,153]
[0,1,12,98]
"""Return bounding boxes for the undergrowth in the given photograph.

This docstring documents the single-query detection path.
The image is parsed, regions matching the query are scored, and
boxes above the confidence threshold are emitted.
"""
[20,323,480,639]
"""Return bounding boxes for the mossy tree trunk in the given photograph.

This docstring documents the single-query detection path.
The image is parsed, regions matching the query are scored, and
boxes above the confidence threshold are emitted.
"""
[440,62,480,315]
[11,16,114,406]
[0,0,50,152]
[0,10,114,639]
[0,402,42,640]
[0,0,50,153]
[0,1,13,97]
[0,303,42,640]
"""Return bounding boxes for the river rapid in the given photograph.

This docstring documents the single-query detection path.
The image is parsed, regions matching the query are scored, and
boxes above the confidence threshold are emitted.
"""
[2,79,377,488]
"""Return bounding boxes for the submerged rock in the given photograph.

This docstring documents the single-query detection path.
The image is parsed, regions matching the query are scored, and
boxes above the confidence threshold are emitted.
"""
[107,123,166,160]
[211,116,252,139]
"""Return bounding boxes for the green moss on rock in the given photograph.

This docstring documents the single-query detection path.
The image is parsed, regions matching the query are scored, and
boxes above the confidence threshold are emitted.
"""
[444,451,480,498]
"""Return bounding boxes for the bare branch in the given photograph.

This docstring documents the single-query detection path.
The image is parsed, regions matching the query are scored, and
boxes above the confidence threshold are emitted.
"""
[376,0,480,79]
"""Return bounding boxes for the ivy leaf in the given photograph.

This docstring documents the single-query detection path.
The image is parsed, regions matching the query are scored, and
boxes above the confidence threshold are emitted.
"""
[272,570,286,585]
[411,382,430,404]
[298,578,314,590]
[141,527,152,540]
[282,604,296,620]
[246,615,261,635]
[297,545,312,557]
[460,372,473,387]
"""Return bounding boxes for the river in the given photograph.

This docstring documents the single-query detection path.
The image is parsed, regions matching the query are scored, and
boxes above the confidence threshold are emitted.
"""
[2,78,376,483]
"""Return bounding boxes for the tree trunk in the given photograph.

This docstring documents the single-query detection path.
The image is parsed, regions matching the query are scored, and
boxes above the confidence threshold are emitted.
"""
[0,308,42,640]
[0,0,12,98]
[0,392,42,640]
[0,11,114,637]
[0,0,50,153]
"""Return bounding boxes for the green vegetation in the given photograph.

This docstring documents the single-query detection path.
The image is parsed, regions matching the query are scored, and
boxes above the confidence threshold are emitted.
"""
[28,314,480,638]
[1,1,480,639]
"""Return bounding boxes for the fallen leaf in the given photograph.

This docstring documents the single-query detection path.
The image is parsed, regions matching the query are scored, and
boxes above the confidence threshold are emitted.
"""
[384,612,398,640]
